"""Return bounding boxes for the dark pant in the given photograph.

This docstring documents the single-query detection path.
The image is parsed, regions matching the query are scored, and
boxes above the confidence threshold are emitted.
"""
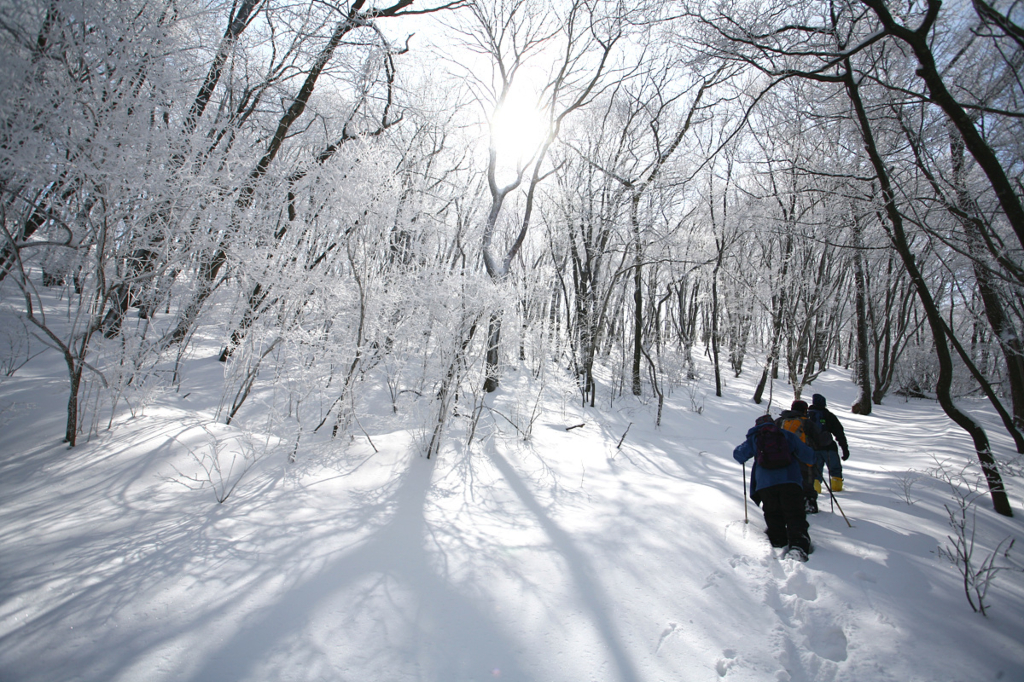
[760,483,810,552]
[813,449,843,482]
[801,462,818,512]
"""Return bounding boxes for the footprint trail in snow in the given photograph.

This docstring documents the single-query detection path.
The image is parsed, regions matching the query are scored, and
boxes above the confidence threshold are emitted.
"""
[722,551,850,681]
[768,554,849,681]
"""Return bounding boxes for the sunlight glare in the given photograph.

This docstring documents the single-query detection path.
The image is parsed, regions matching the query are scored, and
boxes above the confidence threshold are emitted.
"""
[489,94,550,166]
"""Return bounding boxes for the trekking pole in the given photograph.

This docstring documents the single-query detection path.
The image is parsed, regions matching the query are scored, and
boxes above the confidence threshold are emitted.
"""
[742,462,749,524]
[823,479,852,527]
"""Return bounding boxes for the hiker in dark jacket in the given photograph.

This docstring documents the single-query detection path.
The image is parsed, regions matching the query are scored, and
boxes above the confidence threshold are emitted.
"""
[734,414,816,559]
[808,393,850,492]
[776,400,824,513]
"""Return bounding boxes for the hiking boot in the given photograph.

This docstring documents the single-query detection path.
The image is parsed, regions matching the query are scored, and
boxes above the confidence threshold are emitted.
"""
[805,498,819,514]
[783,546,808,562]
[831,476,844,492]
[813,479,822,494]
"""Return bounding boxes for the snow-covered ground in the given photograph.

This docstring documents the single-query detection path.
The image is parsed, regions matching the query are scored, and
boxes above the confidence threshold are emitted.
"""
[1,325,1023,682]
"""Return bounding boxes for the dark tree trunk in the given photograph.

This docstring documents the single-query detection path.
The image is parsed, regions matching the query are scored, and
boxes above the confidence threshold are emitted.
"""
[631,194,643,396]
[483,311,502,393]
[948,130,1024,430]
[711,239,723,397]
[845,62,1012,516]
[852,216,872,414]
[65,363,82,446]
[754,234,792,404]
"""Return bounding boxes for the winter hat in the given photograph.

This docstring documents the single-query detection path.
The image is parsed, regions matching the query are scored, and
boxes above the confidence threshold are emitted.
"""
[755,414,774,426]
[791,399,808,413]
[811,393,827,408]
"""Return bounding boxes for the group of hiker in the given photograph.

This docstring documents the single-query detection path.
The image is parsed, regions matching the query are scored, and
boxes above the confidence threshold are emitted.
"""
[732,393,850,562]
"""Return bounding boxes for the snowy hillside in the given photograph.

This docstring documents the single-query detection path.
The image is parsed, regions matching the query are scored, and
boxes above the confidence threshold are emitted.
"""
[1,333,1022,682]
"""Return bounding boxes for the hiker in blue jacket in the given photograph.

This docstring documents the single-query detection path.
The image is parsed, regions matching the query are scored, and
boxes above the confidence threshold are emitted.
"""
[734,414,817,560]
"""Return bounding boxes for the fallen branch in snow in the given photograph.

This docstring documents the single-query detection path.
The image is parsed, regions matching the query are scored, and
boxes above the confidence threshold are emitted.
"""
[487,405,526,437]
[352,412,378,453]
[566,423,585,431]
[617,422,632,449]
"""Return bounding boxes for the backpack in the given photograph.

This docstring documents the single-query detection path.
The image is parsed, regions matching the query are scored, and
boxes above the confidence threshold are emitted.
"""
[780,415,810,444]
[754,423,793,469]
[808,409,835,449]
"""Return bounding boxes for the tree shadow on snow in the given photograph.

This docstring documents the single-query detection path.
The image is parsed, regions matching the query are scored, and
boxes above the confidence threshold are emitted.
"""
[176,454,533,682]
[0,418,535,682]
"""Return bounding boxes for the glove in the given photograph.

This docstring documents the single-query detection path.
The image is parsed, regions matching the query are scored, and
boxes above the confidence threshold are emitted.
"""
[842,448,850,461]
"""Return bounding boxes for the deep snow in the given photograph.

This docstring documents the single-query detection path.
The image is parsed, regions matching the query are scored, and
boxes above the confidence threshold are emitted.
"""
[1,325,1023,681]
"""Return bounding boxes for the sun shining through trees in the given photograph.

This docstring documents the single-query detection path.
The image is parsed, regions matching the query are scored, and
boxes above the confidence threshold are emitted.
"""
[488,89,551,169]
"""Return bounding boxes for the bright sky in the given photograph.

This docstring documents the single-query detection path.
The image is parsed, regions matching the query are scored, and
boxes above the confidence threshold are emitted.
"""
[489,82,550,167]
[387,5,556,170]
